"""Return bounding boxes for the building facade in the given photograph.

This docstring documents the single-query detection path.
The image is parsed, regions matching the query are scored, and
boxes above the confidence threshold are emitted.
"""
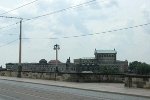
[68,49,128,73]
[6,49,128,73]
[6,59,66,72]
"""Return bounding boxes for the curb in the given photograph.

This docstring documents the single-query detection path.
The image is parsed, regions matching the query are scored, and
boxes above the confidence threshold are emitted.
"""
[0,78,150,99]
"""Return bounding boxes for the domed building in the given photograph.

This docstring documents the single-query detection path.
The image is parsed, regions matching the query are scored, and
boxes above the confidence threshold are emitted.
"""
[39,59,47,64]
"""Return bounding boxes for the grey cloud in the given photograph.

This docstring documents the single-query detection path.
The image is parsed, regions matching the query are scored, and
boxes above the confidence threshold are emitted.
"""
[104,0,118,8]
[141,5,150,34]
[89,2,101,10]
[37,0,71,12]
[141,6,150,22]
[56,12,90,35]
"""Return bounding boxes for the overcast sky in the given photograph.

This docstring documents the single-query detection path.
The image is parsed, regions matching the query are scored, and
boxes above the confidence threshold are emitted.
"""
[0,0,150,68]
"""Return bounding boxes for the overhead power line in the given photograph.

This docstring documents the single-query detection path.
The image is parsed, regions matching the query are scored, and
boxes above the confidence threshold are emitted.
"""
[0,16,22,31]
[0,22,19,30]
[1,34,17,35]
[0,16,22,19]
[0,27,18,34]
[0,39,19,47]
[0,23,149,48]
[0,0,38,30]
[0,16,21,30]
[22,22,150,39]
[0,0,38,15]
[0,0,105,30]
[26,0,106,21]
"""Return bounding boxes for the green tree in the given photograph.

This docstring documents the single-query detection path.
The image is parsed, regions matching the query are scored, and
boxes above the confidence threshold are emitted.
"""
[129,61,150,75]
[128,61,141,72]
[100,66,107,74]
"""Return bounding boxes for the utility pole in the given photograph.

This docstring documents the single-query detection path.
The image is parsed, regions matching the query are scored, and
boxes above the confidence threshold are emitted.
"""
[0,16,23,78]
[18,19,23,78]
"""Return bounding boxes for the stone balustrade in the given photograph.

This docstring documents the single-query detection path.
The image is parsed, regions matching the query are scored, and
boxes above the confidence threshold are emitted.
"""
[0,71,124,83]
[124,75,150,89]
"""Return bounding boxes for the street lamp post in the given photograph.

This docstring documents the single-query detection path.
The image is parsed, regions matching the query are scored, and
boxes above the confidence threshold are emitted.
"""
[53,44,60,81]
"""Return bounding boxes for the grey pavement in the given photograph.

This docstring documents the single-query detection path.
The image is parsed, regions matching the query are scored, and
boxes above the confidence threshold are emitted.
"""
[0,76,149,98]
[1,79,149,100]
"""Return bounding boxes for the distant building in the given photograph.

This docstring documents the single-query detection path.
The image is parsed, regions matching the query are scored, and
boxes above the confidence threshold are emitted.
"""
[48,60,61,64]
[6,49,128,73]
[66,57,75,73]
[67,49,128,73]
[6,59,66,72]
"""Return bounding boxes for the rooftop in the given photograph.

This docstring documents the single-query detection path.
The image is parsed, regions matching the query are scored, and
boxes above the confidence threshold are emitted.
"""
[95,49,117,54]
[48,60,61,64]
[81,57,95,59]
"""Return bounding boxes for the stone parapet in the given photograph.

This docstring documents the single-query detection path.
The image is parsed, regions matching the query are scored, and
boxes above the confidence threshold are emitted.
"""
[143,85,150,89]
[125,75,150,89]
[11,71,18,77]
[0,71,124,83]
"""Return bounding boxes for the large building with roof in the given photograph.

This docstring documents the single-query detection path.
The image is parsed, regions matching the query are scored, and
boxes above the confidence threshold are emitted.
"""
[67,49,128,73]
[6,59,66,72]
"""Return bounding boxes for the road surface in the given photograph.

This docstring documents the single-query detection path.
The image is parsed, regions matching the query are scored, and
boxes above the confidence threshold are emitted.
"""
[0,79,149,100]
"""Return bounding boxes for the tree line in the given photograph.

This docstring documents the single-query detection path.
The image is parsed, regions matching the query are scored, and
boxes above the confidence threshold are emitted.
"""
[99,61,150,75]
[128,61,150,75]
